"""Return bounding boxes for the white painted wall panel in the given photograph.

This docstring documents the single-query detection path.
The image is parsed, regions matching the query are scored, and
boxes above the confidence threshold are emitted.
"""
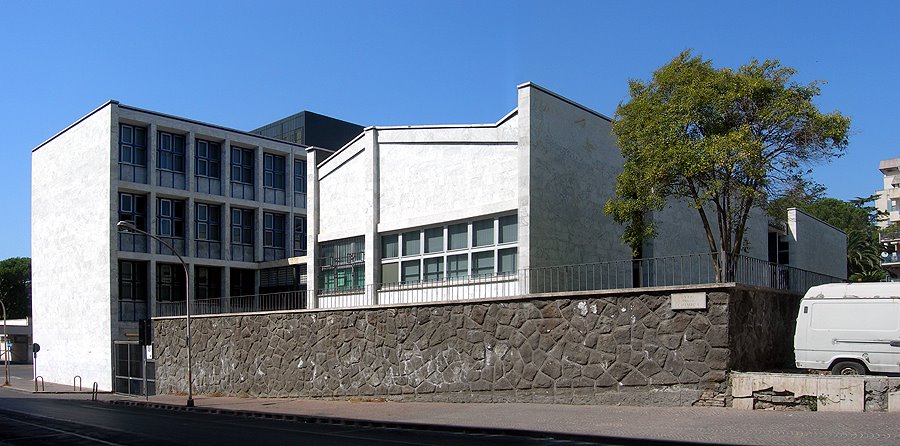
[318,143,368,240]
[32,105,114,389]
[522,86,631,268]
[378,140,518,230]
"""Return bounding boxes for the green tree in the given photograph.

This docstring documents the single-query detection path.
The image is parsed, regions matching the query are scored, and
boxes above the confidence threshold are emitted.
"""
[605,51,850,280]
[0,257,31,319]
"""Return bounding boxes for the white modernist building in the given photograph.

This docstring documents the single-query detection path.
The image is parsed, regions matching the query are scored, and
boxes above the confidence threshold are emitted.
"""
[305,83,848,308]
[31,83,847,395]
[32,102,314,392]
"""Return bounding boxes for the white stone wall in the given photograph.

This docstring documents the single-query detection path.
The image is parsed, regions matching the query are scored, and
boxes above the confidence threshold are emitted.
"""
[377,119,518,232]
[519,84,631,269]
[32,104,115,389]
[317,139,370,241]
[787,208,848,279]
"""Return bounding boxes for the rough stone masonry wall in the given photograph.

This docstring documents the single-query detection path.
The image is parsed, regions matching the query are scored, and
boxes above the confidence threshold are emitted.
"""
[154,286,798,406]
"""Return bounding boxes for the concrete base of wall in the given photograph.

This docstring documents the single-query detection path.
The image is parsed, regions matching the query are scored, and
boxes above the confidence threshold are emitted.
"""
[732,372,900,412]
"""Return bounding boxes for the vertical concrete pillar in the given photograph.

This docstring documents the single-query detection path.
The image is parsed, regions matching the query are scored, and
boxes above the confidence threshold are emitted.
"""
[516,85,532,294]
[222,140,232,199]
[365,130,380,305]
[306,149,320,308]
[148,124,158,188]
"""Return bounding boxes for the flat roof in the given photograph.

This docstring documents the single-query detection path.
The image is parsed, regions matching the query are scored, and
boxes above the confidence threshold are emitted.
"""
[34,101,307,153]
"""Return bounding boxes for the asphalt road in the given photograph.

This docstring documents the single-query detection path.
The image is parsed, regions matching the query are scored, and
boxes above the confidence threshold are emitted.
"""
[0,387,687,446]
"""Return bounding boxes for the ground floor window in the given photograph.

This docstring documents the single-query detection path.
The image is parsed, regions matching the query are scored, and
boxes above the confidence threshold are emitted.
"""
[319,236,365,291]
[380,214,518,285]
[113,342,154,396]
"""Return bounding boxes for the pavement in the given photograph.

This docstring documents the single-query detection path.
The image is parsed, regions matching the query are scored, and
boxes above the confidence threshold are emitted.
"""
[3,364,900,446]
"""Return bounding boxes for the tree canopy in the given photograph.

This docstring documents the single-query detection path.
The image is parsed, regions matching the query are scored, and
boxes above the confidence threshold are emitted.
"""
[605,50,850,279]
[0,257,30,319]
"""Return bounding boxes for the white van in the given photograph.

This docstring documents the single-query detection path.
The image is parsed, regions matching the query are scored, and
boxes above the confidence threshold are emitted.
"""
[794,282,900,375]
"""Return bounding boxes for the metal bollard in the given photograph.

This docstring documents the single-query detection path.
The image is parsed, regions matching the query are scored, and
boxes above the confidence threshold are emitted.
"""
[73,375,82,391]
[34,376,44,392]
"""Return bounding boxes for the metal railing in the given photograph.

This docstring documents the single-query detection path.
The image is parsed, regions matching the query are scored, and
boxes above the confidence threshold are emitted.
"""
[152,253,843,317]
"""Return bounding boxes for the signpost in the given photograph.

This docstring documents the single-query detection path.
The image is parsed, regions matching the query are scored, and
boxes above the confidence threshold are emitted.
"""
[32,343,40,390]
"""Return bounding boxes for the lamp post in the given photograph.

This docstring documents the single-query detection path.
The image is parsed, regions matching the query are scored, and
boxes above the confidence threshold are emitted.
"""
[116,220,194,407]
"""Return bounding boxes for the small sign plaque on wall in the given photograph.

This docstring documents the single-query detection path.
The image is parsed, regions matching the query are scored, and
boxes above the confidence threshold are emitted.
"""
[671,292,707,310]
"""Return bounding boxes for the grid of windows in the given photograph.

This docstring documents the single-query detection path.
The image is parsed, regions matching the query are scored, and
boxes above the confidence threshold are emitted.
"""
[195,139,221,178]
[380,215,518,285]
[157,131,186,172]
[263,212,286,261]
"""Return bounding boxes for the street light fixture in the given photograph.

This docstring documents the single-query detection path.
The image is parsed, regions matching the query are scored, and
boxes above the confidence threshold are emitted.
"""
[116,220,194,407]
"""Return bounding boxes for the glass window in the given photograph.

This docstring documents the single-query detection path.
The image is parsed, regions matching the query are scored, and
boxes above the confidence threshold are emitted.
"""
[263,212,286,248]
[499,248,517,274]
[195,139,221,178]
[195,203,220,241]
[472,251,494,277]
[157,131,185,172]
[447,254,468,279]
[401,260,420,284]
[294,159,306,193]
[499,215,518,244]
[231,208,254,246]
[231,147,254,184]
[381,234,398,259]
[448,223,468,250]
[402,231,420,256]
[157,198,185,237]
[263,153,286,190]
[293,216,307,256]
[119,124,147,166]
[473,219,494,247]
[425,228,443,253]
[424,257,444,282]
[119,193,147,230]
[381,262,399,284]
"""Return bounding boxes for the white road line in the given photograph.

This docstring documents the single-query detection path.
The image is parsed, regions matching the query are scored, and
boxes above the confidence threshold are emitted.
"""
[0,413,125,446]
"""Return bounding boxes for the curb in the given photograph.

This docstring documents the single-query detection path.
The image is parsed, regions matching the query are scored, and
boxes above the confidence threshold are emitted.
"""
[106,399,705,446]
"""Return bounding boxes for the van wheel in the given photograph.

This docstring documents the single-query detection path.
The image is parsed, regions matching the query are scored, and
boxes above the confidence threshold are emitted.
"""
[831,361,866,375]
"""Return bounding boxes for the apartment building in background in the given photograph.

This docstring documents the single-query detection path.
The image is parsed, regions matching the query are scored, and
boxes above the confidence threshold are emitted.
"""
[31,102,359,394]
[876,157,900,276]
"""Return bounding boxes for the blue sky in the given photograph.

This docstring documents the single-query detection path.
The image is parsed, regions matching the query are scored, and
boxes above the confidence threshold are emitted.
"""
[2,1,897,259]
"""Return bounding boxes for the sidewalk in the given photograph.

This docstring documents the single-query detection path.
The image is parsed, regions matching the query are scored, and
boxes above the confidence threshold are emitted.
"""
[4,370,900,446]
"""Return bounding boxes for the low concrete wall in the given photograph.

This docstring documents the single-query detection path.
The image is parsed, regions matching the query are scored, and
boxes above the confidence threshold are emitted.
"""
[732,372,900,412]
[153,284,800,406]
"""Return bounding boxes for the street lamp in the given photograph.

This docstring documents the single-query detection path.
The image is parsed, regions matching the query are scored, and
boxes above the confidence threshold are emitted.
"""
[116,220,194,407]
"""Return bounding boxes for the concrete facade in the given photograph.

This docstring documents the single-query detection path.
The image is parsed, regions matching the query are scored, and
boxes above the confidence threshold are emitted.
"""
[32,101,311,391]
[786,208,848,278]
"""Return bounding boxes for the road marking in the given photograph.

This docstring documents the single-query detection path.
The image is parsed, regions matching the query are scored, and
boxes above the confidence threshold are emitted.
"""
[0,413,125,445]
